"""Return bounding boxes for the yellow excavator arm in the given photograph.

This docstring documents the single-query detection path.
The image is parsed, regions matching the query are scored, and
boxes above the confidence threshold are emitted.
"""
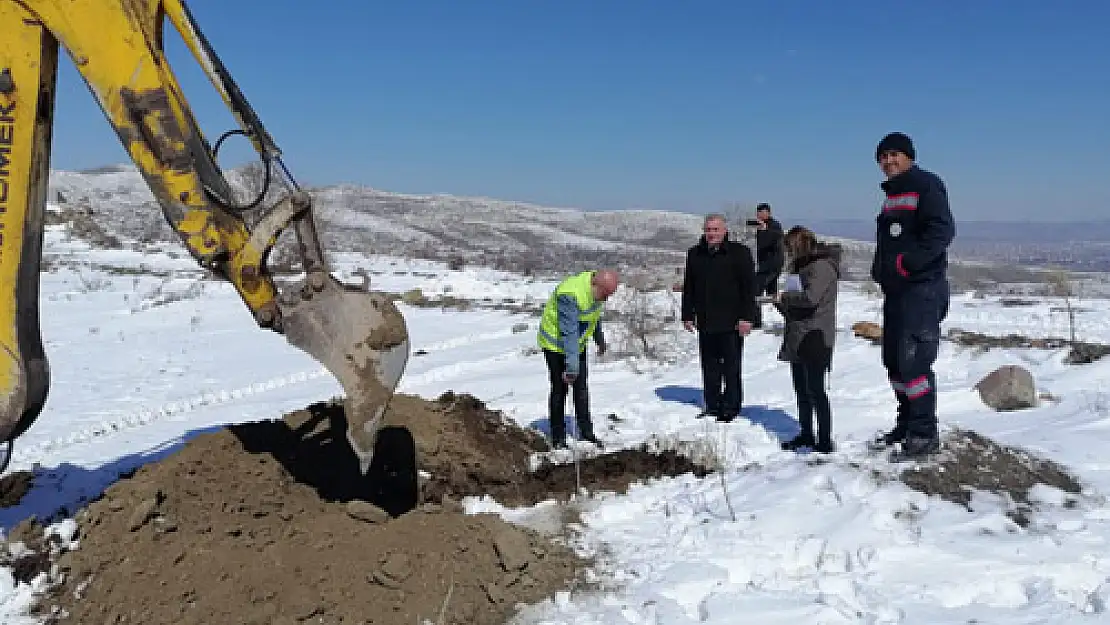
[0,0,410,473]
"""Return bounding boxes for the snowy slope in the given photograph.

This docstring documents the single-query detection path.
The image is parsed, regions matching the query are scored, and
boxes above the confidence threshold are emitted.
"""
[0,222,1109,623]
[45,165,879,282]
[47,164,1103,297]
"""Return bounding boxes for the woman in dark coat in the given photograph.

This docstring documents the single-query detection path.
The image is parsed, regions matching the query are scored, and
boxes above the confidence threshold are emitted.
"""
[773,226,841,453]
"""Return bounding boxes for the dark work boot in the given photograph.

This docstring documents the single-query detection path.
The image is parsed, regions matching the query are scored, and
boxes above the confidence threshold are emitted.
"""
[814,438,835,454]
[892,435,940,461]
[781,432,815,451]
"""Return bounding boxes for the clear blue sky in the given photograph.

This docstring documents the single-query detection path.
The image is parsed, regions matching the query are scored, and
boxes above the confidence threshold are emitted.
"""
[45,0,1109,222]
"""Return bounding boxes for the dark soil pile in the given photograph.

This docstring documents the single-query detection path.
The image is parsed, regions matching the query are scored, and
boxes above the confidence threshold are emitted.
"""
[898,428,1086,527]
[947,328,1074,350]
[3,390,709,624]
[945,328,1110,364]
[405,392,711,507]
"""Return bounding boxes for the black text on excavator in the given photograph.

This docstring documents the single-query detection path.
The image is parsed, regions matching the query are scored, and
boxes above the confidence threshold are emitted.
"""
[0,0,410,473]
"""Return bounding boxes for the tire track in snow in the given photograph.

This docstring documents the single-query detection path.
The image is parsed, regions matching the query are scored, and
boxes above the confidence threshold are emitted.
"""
[413,326,529,353]
[400,350,526,389]
[11,367,332,466]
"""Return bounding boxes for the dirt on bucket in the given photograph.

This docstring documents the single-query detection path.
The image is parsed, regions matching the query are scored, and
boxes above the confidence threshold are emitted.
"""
[9,390,709,625]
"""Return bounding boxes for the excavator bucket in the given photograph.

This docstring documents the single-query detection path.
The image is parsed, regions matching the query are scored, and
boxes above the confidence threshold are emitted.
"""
[277,272,409,473]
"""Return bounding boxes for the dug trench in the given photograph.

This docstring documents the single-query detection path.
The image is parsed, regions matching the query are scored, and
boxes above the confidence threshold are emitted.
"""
[0,391,709,625]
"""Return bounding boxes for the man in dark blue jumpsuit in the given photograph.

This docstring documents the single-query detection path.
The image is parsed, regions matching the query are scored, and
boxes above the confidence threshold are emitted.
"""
[868,132,955,459]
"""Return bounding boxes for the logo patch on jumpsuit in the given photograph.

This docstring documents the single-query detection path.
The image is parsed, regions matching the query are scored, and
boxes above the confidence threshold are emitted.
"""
[889,222,902,237]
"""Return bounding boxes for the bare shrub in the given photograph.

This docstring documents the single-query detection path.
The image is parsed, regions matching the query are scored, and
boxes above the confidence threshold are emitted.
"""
[1048,268,1078,345]
[623,291,667,359]
[603,287,682,362]
[130,279,207,312]
[75,272,113,293]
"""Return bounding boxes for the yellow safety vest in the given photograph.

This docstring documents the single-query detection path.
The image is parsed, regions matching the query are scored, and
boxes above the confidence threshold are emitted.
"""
[537,271,603,354]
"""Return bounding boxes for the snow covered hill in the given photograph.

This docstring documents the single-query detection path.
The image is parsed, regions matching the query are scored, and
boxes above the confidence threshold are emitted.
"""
[47,163,1109,298]
[45,164,880,284]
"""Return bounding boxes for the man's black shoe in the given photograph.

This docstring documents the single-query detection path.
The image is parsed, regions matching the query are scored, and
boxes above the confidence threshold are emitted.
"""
[696,409,719,419]
[551,439,568,450]
[781,433,815,451]
[715,411,737,423]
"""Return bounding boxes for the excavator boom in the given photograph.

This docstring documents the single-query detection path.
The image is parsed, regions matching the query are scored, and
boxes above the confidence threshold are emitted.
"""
[0,0,409,473]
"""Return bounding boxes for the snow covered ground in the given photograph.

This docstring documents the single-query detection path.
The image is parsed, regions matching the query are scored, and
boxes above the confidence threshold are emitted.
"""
[2,226,1110,623]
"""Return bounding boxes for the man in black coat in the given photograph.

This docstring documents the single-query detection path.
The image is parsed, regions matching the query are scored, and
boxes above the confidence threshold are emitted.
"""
[753,203,785,296]
[869,132,956,460]
[681,213,760,422]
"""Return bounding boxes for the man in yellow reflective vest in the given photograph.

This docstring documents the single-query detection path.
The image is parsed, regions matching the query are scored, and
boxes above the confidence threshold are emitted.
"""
[537,269,620,449]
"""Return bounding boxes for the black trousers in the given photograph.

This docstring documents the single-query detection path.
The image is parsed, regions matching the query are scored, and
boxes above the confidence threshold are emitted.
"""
[881,279,950,440]
[790,359,832,446]
[698,331,743,415]
[543,349,593,441]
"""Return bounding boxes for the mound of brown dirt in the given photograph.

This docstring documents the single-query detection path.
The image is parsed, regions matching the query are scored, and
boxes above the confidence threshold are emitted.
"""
[28,393,582,625]
[383,391,551,508]
[21,390,709,625]
[511,448,711,505]
[898,428,1085,527]
[390,391,710,507]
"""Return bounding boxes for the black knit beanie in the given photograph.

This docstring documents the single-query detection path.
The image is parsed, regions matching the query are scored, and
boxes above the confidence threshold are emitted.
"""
[875,132,915,161]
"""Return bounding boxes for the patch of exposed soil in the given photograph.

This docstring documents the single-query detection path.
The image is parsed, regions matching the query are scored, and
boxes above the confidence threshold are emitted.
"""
[381,391,710,508]
[999,297,1037,307]
[0,470,33,507]
[518,448,711,504]
[13,391,708,624]
[898,428,1085,527]
[1065,342,1110,365]
[947,328,1073,350]
[946,328,1110,364]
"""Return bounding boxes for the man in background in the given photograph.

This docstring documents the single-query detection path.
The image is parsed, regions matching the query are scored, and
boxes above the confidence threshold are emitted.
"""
[537,269,619,449]
[868,132,956,459]
[681,214,759,422]
[752,203,785,296]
